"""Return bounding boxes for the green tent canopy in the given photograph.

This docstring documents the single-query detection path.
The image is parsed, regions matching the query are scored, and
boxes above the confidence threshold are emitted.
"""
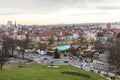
[53,45,70,52]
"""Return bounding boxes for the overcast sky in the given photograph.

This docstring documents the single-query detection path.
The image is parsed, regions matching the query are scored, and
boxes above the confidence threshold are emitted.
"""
[0,0,120,25]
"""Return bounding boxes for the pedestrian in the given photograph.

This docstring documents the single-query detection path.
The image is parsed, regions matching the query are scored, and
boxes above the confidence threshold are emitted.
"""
[80,64,83,69]
[98,70,101,74]
[91,58,93,63]
[41,60,44,63]
[51,61,54,66]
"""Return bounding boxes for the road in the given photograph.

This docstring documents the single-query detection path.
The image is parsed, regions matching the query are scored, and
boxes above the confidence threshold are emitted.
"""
[14,50,109,71]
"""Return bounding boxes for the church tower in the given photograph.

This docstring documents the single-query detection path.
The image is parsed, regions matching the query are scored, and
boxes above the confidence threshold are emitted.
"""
[13,20,18,39]
[14,20,18,32]
[107,23,111,29]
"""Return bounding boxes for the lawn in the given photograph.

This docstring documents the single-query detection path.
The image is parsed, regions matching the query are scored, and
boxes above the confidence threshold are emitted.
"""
[116,78,120,80]
[0,64,106,80]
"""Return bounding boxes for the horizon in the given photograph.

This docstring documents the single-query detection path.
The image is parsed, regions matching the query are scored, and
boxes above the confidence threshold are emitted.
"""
[0,0,120,25]
[1,21,119,26]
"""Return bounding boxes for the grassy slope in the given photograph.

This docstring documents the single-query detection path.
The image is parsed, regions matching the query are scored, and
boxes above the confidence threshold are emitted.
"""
[0,64,105,80]
[116,78,120,80]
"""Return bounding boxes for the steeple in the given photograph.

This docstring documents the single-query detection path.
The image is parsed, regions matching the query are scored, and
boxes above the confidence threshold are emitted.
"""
[13,20,18,39]
[14,20,18,32]
[14,20,17,28]
[73,24,75,27]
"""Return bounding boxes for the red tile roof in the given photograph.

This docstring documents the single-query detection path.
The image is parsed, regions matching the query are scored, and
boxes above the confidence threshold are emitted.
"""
[40,30,52,37]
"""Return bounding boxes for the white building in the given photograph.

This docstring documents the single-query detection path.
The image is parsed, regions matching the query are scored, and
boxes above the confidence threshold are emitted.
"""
[7,21,13,28]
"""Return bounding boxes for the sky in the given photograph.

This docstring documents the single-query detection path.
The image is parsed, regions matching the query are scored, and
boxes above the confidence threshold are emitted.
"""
[0,0,120,25]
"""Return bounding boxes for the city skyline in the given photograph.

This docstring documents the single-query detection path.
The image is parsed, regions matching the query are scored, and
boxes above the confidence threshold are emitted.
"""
[0,0,120,25]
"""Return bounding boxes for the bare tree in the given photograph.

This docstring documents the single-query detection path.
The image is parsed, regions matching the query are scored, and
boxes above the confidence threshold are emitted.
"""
[49,36,54,45]
[93,40,103,52]
[0,39,10,70]
[78,36,88,49]
[7,38,15,57]
[20,39,29,59]
[0,50,6,70]
[107,39,120,74]
[69,46,76,56]
[37,43,47,51]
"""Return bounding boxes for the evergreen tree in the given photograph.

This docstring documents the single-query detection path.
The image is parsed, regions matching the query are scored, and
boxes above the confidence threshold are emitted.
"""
[54,48,60,59]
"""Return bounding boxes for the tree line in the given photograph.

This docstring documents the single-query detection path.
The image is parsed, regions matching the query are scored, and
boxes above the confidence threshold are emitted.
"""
[0,37,29,70]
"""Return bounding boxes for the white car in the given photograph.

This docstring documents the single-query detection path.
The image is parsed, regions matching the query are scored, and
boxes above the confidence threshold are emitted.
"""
[40,51,46,55]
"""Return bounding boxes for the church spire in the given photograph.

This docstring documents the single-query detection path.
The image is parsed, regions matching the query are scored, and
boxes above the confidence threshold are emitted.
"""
[14,20,18,32]
[14,20,17,28]
[73,23,75,27]
[13,20,17,39]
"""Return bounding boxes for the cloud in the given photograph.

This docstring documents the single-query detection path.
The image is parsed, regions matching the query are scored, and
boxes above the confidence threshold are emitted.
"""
[0,0,89,14]
[0,0,120,15]
[70,12,108,16]
[96,5,120,10]
[93,1,120,10]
